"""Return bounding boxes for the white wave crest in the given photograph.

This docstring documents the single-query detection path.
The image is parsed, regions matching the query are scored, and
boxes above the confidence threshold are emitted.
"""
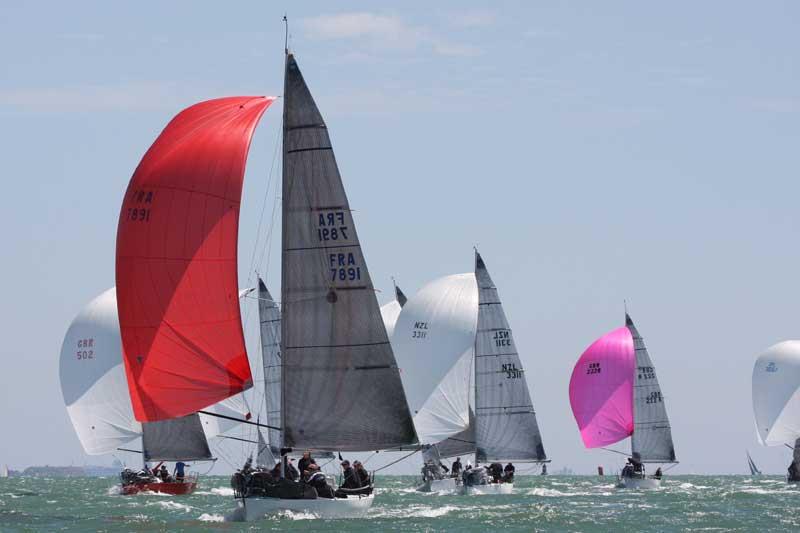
[198,513,225,522]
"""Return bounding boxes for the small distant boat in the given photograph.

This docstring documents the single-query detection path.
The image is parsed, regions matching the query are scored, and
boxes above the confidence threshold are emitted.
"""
[746,450,762,476]
[569,313,677,489]
[1,464,9,478]
[752,341,800,483]
[393,251,548,495]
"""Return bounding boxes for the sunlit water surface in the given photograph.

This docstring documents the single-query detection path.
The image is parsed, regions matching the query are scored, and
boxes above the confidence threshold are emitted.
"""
[1,475,797,532]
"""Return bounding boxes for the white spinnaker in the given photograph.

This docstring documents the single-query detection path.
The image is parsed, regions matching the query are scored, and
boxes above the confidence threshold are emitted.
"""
[198,393,252,439]
[753,341,800,446]
[59,288,141,455]
[393,273,478,444]
[380,300,402,340]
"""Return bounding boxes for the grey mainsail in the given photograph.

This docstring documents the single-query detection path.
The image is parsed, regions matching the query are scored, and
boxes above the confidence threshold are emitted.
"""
[258,278,282,454]
[395,283,408,307]
[628,313,676,463]
[142,414,212,462]
[280,53,417,451]
[473,252,546,462]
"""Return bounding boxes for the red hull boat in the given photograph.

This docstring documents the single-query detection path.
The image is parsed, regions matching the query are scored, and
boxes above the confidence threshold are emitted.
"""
[121,480,198,495]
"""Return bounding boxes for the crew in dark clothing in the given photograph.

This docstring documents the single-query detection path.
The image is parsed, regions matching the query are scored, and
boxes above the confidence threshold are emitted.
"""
[451,457,463,478]
[622,459,634,478]
[298,451,315,478]
[306,464,334,498]
[270,461,281,479]
[503,462,515,483]
[489,462,504,483]
[353,461,370,488]
[286,458,300,481]
[630,456,643,474]
[335,460,361,497]
[159,465,172,482]
[654,467,663,480]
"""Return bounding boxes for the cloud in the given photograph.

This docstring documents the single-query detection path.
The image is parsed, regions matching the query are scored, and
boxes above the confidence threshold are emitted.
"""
[446,10,497,29]
[301,12,482,57]
[0,81,188,113]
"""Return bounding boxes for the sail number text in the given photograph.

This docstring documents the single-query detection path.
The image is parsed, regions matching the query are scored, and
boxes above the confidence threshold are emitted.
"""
[502,362,523,379]
[586,362,601,375]
[493,329,512,347]
[318,211,349,242]
[645,391,663,404]
[77,338,94,360]
[412,322,428,339]
[637,366,656,380]
[124,189,154,223]
[329,253,361,282]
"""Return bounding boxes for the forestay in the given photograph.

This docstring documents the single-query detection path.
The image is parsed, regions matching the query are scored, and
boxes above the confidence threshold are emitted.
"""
[280,54,416,450]
[59,288,141,455]
[142,414,213,462]
[393,274,478,444]
[628,314,676,462]
[473,253,546,462]
[257,278,282,453]
[752,340,800,446]
[116,96,275,421]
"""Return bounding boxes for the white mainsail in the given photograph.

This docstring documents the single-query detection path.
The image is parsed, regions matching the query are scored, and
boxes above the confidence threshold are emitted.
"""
[393,274,478,444]
[60,287,253,457]
[59,288,141,455]
[752,340,800,446]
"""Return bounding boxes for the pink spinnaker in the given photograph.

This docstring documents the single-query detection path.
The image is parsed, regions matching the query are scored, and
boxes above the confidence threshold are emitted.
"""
[569,326,635,448]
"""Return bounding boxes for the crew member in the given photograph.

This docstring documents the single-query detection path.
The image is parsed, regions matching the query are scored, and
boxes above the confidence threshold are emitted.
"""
[298,451,315,477]
[173,461,189,482]
[503,462,515,483]
[306,464,334,498]
[451,457,462,478]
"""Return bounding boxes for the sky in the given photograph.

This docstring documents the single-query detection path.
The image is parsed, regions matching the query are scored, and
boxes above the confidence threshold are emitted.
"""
[1,1,800,476]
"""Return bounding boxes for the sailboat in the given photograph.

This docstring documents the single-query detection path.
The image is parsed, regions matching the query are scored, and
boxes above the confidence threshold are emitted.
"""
[752,341,800,482]
[1,465,9,478]
[380,282,408,339]
[225,50,418,520]
[59,288,251,495]
[746,450,762,476]
[569,313,676,489]
[393,251,548,494]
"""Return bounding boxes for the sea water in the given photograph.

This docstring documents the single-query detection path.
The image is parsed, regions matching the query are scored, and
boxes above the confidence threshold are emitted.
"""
[0,475,797,532]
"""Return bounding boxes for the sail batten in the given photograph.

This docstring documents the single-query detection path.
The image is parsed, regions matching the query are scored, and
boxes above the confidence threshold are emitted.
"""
[473,252,546,462]
[280,54,416,451]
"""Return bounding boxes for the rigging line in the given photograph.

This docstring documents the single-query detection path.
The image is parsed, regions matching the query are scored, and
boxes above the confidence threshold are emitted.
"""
[372,448,420,474]
[361,452,378,466]
[600,447,630,457]
[197,410,281,431]
[243,110,284,329]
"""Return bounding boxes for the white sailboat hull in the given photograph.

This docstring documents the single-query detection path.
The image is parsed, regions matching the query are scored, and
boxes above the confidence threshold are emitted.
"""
[617,476,662,489]
[416,478,459,493]
[229,494,374,521]
[460,482,513,495]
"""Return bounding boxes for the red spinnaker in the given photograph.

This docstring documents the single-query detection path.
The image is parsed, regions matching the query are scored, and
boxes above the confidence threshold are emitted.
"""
[116,96,275,421]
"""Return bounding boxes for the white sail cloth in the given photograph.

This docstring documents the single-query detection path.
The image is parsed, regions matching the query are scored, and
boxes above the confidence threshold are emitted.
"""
[60,287,255,456]
[380,300,402,339]
[59,288,141,455]
[393,273,478,444]
[752,340,800,445]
